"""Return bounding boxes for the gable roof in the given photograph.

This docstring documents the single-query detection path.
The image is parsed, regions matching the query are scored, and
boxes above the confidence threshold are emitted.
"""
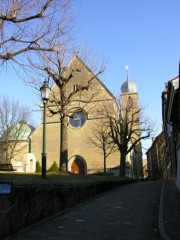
[52,54,115,100]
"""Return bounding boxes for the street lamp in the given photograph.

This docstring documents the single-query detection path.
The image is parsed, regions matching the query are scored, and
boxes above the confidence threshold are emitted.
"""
[40,80,50,179]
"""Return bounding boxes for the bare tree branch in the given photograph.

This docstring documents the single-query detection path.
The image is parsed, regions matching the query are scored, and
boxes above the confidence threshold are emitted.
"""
[40,53,106,172]
[0,0,53,23]
[0,0,74,67]
[97,96,153,176]
[0,96,34,163]
[88,120,117,174]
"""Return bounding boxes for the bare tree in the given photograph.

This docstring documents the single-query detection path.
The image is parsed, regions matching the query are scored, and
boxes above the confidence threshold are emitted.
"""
[0,0,73,67]
[88,121,117,174]
[0,96,33,163]
[98,97,151,176]
[41,52,106,172]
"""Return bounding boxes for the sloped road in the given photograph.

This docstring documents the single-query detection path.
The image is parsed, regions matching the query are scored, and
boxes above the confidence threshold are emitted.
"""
[9,181,162,240]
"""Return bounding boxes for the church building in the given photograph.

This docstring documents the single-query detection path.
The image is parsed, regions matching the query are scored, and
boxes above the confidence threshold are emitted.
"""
[29,55,143,177]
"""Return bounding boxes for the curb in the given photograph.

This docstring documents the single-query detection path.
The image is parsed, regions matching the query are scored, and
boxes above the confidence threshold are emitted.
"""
[158,180,171,240]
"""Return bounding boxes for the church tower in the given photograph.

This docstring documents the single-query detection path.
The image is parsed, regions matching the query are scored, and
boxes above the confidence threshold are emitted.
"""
[121,66,138,108]
[120,67,143,178]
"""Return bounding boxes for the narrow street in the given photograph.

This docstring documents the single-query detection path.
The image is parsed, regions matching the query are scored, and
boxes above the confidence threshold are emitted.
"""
[9,181,162,240]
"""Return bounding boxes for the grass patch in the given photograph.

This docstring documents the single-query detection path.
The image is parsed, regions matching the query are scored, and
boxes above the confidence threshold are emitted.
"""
[0,171,71,181]
[0,171,129,182]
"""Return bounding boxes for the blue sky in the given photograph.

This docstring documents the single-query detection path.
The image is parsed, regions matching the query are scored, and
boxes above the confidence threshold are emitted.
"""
[1,0,180,153]
[72,0,180,151]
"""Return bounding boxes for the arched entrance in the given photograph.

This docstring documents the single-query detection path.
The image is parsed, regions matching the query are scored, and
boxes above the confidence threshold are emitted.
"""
[69,156,86,175]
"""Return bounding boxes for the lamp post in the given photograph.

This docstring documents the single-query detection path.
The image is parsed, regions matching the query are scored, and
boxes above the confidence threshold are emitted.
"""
[40,80,50,179]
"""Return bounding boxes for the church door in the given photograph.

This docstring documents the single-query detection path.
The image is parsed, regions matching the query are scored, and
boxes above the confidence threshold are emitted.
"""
[71,158,85,175]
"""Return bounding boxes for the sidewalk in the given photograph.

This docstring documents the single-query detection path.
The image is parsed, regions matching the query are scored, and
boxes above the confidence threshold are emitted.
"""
[159,179,180,240]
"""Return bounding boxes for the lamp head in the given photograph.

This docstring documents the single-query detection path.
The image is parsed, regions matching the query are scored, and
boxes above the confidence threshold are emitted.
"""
[40,80,50,103]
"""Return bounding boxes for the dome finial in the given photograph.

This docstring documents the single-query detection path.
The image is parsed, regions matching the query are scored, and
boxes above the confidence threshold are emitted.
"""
[125,65,129,81]
[121,66,137,94]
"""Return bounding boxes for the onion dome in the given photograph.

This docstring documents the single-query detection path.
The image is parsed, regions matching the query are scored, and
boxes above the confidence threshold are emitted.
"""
[121,80,137,93]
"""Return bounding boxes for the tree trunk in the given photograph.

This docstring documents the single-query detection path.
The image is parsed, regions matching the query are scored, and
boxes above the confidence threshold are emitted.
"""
[120,152,126,176]
[104,155,106,174]
[60,115,68,172]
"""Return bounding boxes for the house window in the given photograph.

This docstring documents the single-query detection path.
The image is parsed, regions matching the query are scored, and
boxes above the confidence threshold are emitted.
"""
[69,111,86,128]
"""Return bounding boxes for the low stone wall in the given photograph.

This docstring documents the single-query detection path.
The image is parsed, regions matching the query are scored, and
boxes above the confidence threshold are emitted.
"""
[0,179,132,239]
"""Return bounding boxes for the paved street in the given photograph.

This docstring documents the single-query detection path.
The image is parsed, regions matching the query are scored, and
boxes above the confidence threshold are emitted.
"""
[9,181,162,240]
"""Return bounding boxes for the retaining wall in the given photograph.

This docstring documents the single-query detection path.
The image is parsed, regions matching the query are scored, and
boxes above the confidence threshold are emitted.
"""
[0,179,132,239]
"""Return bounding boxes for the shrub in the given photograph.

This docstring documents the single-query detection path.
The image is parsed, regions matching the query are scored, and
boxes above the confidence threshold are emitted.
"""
[48,161,59,173]
[36,161,42,172]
